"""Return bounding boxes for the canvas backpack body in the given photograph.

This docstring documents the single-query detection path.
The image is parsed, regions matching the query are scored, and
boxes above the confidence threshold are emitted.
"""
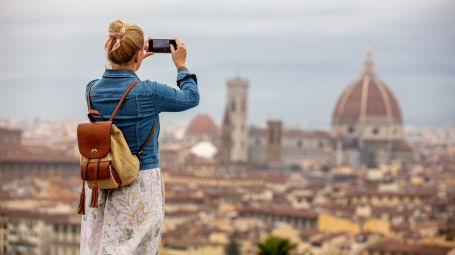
[76,80,155,215]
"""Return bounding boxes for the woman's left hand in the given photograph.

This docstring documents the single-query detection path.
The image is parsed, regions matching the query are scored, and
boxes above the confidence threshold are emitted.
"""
[143,38,154,59]
[143,50,154,59]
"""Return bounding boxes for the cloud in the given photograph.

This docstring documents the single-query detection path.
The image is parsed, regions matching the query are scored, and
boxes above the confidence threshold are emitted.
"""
[0,0,454,125]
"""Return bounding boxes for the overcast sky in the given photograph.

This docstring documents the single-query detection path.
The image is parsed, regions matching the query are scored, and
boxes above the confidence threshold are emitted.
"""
[0,0,454,127]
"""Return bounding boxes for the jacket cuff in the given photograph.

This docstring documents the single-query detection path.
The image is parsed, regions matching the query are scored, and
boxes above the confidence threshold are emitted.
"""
[177,66,188,72]
[177,68,197,89]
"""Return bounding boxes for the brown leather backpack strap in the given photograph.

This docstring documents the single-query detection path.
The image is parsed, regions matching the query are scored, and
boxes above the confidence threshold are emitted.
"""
[87,109,106,122]
[109,80,140,121]
[136,119,156,158]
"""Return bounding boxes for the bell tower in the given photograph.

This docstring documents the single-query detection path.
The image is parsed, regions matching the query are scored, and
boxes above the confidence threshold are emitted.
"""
[221,77,249,163]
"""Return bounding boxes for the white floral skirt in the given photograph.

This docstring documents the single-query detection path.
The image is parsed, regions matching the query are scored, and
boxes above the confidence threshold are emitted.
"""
[80,168,165,255]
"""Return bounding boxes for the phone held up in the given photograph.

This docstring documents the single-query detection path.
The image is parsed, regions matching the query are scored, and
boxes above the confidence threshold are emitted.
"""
[148,39,177,53]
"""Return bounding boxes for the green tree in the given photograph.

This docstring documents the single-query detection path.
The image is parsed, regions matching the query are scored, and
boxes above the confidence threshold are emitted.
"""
[256,236,296,255]
[225,238,241,255]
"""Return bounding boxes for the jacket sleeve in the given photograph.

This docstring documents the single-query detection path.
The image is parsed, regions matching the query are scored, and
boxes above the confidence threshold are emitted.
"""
[148,68,200,113]
[85,79,99,109]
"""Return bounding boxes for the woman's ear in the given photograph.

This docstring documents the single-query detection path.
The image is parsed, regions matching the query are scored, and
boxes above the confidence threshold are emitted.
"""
[134,50,142,64]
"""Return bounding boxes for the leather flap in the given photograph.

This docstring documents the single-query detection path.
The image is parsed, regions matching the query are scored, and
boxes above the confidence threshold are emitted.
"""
[77,121,112,158]
[81,161,111,180]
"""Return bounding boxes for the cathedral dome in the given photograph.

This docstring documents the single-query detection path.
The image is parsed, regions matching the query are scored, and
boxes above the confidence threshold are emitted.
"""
[332,51,403,126]
[186,114,218,136]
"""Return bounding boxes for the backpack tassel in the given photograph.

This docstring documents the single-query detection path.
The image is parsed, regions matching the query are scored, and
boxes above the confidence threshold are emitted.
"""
[77,165,88,215]
[90,160,100,208]
[77,181,86,215]
[90,182,99,208]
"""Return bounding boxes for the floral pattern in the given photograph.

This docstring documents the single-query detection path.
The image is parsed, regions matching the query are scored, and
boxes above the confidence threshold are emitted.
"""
[80,168,164,255]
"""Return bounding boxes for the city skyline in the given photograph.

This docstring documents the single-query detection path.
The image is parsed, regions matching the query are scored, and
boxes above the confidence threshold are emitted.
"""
[1,0,454,127]
[1,1,455,254]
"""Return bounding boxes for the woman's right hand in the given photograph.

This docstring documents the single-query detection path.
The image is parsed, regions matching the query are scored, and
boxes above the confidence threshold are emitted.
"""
[170,38,187,69]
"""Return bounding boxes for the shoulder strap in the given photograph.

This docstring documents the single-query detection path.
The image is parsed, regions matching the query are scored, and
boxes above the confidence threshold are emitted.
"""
[86,80,106,122]
[136,119,156,158]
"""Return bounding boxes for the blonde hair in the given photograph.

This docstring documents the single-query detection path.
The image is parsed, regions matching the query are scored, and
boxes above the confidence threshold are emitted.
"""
[105,19,144,65]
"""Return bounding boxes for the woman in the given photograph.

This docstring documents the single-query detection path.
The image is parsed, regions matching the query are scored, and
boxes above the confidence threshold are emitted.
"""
[80,19,199,255]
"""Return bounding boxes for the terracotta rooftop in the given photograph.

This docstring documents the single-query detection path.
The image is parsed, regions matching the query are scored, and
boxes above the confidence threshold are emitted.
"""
[237,206,317,219]
[0,127,22,135]
[185,114,218,136]
[0,207,78,224]
[0,144,78,163]
[345,189,436,198]
[165,192,205,203]
[367,239,454,255]
[310,232,346,245]
[249,125,332,139]
[283,128,331,138]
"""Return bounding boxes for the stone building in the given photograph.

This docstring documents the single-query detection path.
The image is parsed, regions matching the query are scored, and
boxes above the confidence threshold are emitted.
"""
[237,207,318,231]
[248,124,334,166]
[0,127,79,181]
[0,207,80,255]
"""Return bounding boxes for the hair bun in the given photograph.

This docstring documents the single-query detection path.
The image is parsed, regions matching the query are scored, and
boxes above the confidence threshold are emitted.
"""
[108,19,125,34]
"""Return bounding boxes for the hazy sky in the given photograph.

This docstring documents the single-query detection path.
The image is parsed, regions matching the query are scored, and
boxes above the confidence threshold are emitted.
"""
[0,0,454,127]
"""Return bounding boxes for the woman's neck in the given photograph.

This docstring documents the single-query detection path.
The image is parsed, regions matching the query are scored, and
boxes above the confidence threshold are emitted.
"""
[110,63,136,72]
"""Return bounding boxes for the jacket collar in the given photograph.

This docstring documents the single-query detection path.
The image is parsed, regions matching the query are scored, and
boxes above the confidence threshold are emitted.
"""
[102,69,140,79]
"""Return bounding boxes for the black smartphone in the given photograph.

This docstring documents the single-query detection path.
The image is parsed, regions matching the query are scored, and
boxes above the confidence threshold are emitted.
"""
[147,39,177,53]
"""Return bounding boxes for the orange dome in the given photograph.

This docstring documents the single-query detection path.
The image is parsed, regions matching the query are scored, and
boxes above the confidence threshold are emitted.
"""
[333,52,402,125]
[186,114,218,135]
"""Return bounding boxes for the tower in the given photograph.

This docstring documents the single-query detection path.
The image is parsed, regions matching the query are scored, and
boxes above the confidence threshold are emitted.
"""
[219,108,232,165]
[266,120,282,163]
[221,77,249,163]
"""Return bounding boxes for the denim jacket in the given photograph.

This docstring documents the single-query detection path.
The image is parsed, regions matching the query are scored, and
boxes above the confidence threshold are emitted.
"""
[86,68,199,170]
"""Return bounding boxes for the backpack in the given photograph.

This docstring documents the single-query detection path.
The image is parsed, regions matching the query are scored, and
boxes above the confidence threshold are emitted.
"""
[76,80,156,215]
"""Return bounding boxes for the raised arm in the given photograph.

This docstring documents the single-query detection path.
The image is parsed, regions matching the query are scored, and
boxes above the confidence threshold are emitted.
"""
[148,67,199,113]
[144,38,199,112]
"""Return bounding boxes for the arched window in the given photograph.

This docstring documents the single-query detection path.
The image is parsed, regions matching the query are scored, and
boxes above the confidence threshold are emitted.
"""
[231,101,236,112]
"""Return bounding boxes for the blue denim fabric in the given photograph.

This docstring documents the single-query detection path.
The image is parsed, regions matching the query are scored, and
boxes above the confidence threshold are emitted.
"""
[86,68,199,170]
